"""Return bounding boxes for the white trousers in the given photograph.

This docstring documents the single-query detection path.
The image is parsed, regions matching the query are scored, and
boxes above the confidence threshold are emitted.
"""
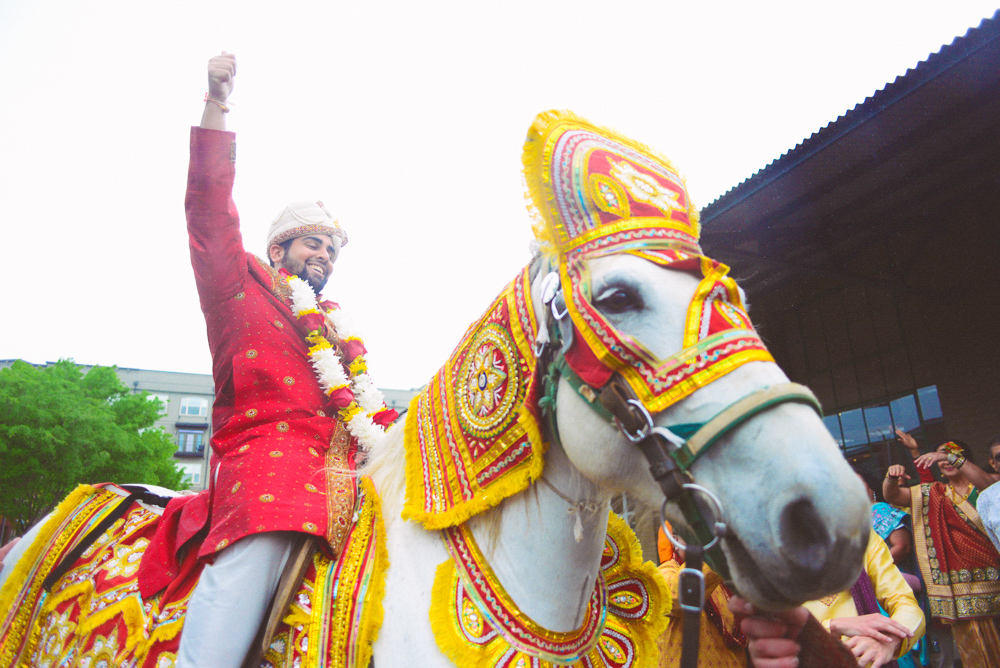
[175,531,296,668]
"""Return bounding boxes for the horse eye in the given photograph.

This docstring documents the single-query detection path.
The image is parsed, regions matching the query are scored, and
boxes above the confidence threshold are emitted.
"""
[594,286,643,315]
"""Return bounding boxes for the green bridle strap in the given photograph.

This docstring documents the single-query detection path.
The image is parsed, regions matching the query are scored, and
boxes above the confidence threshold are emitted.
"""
[672,383,823,471]
[535,284,825,587]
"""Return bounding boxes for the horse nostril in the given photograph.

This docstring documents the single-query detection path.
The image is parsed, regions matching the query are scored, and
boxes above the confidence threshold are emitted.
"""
[778,497,832,573]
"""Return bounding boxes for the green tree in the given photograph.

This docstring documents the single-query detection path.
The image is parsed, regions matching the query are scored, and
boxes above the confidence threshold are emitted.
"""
[0,359,187,535]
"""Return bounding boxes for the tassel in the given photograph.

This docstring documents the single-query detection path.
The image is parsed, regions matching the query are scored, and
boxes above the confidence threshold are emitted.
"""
[573,512,583,543]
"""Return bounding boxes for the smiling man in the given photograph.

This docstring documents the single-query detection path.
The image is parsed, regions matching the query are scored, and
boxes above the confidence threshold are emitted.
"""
[174,53,394,668]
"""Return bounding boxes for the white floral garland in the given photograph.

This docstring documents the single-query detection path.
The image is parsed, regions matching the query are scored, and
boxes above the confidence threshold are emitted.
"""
[287,274,391,451]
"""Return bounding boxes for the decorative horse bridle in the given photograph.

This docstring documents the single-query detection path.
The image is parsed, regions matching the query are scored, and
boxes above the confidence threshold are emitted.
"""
[533,270,822,668]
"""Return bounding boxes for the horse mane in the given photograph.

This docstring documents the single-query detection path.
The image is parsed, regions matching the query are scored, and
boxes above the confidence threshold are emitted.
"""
[359,424,408,527]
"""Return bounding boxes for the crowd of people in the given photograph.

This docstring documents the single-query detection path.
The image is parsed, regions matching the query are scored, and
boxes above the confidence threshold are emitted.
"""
[657,430,1000,668]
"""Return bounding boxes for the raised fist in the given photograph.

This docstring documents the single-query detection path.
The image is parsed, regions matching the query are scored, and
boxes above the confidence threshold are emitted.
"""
[207,52,236,103]
[886,464,909,481]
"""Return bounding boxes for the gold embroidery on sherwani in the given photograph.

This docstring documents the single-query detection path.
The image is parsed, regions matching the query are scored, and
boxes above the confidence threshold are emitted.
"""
[325,421,356,556]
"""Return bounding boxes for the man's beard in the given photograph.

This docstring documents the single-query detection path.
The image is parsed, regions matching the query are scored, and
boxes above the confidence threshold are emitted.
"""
[281,258,329,293]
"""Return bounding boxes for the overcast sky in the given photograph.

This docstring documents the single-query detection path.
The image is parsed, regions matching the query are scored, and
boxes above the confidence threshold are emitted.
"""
[2,1,997,389]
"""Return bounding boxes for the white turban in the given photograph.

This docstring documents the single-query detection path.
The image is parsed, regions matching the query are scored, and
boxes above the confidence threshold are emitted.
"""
[265,201,348,250]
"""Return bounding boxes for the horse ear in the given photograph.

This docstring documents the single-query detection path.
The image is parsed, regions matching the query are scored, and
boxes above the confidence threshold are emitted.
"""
[738,285,750,312]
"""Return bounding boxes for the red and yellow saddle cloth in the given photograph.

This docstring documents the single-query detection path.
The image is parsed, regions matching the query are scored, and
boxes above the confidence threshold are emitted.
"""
[430,512,670,668]
[403,110,772,529]
[0,480,387,668]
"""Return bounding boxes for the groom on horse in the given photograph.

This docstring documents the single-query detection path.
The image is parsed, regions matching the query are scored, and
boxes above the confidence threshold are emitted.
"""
[168,52,396,667]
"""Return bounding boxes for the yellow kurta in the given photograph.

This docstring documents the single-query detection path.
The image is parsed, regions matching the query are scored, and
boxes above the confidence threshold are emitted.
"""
[655,525,747,668]
[803,528,925,659]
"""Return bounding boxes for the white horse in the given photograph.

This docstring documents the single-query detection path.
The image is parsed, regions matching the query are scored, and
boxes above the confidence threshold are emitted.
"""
[364,252,871,665]
[0,257,871,667]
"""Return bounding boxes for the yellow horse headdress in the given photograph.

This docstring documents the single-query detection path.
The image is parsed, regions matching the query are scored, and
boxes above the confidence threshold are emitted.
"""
[403,111,772,529]
[525,110,772,413]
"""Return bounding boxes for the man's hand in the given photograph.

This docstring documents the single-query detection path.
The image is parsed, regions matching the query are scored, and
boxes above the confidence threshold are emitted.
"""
[829,613,913,643]
[843,634,900,668]
[201,52,236,131]
[729,597,808,668]
[895,429,919,454]
[208,52,236,103]
[914,450,948,469]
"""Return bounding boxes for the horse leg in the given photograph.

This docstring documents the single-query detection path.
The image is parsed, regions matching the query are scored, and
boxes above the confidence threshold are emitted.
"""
[175,531,296,668]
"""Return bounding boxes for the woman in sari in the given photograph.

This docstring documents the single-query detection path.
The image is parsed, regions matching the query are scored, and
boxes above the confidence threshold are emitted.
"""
[884,435,1000,666]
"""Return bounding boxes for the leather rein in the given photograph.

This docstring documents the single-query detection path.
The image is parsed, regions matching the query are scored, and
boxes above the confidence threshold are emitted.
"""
[533,271,822,668]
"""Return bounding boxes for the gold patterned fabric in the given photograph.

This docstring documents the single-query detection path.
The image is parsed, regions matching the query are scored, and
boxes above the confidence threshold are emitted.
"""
[0,485,199,667]
[429,513,670,668]
[0,480,388,668]
[911,482,1000,622]
[523,110,773,415]
[403,267,545,529]
[952,616,1000,666]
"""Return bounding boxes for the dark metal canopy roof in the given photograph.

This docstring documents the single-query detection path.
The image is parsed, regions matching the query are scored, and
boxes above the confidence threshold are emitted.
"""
[700,10,1000,311]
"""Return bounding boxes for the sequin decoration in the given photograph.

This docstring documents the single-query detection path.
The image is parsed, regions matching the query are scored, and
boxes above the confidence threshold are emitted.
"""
[429,513,670,668]
[0,485,201,667]
[403,267,543,529]
[524,110,774,414]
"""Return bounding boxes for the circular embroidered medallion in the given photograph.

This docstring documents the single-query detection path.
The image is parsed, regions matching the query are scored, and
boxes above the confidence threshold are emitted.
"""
[277,422,289,432]
[246,349,258,358]
[259,494,275,502]
[283,376,295,386]
[302,522,318,532]
[455,322,520,438]
[231,482,241,493]
[245,408,258,418]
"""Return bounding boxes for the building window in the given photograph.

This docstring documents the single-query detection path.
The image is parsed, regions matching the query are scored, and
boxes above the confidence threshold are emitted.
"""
[180,397,209,417]
[825,385,944,457]
[147,393,170,415]
[182,471,201,485]
[177,429,205,454]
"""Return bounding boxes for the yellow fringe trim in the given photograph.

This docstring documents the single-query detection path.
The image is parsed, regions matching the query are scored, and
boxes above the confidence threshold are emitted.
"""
[428,513,671,668]
[0,485,103,667]
[303,476,388,668]
[428,559,473,667]
[353,476,389,668]
[402,386,548,530]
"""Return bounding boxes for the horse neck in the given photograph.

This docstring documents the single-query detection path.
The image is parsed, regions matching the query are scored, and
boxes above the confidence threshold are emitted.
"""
[466,440,611,633]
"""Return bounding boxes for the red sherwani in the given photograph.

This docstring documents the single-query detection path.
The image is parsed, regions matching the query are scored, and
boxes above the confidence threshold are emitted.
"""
[185,127,355,559]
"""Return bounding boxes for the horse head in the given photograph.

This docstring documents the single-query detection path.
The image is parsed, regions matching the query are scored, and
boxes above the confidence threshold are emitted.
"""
[395,110,868,613]
[541,251,869,608]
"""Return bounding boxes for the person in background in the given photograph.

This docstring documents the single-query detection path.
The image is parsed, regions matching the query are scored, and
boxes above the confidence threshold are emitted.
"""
[856,470,926,668]
[971,435,1000,556]
[656,522,748,667]
[804,472,924,668]
[885,432,1000,666]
